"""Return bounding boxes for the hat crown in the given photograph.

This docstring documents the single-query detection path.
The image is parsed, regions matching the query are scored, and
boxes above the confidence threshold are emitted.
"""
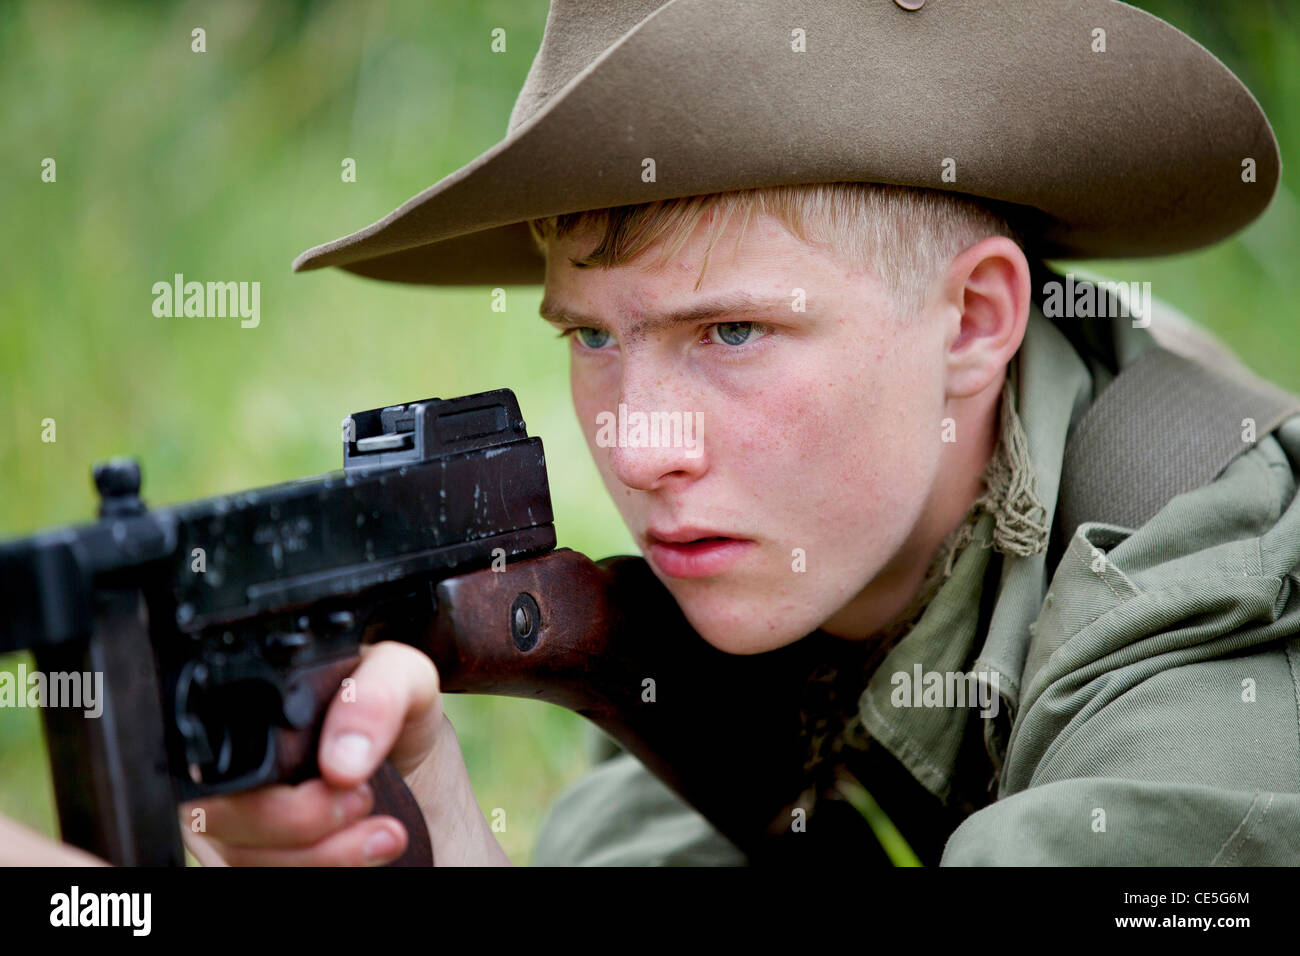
[508,0,671,134]
[295,0,1281,282]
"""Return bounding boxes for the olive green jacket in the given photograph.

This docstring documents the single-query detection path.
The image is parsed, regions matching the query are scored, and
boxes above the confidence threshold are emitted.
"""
[533,301,1300,866]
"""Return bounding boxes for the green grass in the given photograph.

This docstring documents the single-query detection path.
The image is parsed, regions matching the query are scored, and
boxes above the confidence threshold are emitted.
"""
[835,775,924,867]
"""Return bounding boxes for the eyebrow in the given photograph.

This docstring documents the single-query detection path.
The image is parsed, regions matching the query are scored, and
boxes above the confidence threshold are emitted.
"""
[538,291,791,340]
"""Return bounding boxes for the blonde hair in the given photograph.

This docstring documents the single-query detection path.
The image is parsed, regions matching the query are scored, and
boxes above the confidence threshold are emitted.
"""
[527,182,1023,320]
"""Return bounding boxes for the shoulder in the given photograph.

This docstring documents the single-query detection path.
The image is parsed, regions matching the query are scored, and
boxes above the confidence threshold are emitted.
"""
[949,414,1300,863]
[941,776,1300,865]
[1003,393,1300,799]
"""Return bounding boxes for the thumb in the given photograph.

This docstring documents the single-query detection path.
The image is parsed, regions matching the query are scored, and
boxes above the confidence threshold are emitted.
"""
[319,642,443,787]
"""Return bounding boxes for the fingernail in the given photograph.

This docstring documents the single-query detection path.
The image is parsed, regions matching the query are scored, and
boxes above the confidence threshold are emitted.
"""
[364,827,401,865]
[334,784,370,824]
[331,733,372,775]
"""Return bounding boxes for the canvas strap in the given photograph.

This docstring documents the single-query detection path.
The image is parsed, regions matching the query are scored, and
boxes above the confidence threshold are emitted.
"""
[1048,346,1300,577]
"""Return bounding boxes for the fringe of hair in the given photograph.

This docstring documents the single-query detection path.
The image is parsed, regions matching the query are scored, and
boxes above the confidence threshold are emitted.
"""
[527,182,1023,318]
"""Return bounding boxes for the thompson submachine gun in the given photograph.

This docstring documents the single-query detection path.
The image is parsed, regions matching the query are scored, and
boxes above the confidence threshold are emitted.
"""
[0,389,886,866]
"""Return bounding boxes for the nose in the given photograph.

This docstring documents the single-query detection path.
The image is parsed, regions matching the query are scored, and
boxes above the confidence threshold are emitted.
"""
[601,375,708,492]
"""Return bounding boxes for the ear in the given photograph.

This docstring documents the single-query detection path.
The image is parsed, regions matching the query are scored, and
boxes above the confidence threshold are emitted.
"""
[936,236,1030,400]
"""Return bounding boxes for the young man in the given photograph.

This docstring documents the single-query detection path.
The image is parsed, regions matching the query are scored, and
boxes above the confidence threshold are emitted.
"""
[185,0,1300,865]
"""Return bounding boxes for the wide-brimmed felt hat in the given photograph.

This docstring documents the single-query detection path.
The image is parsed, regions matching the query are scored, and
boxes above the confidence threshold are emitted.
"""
[292,0,1280,287]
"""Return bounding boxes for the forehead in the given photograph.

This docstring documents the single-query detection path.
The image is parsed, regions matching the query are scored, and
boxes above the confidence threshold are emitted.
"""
[540,209,852,310]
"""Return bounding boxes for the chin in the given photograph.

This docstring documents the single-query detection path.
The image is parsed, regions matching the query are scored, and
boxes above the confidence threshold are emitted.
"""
[674,595,817,656]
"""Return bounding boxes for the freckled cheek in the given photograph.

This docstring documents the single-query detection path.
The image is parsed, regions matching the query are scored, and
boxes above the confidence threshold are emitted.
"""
[713,401,855,563]
[781,393,875,487]
[716,392,812,488]
[750,387,919,541]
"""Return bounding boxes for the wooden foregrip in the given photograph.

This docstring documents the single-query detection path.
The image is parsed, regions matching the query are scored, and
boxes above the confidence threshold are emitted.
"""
[419,548,882,863]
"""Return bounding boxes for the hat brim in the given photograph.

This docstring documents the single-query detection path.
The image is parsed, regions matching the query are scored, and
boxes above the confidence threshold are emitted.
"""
[292,0,1280,285]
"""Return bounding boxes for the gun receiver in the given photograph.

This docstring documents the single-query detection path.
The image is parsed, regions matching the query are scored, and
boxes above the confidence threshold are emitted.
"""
[0,390,553,865]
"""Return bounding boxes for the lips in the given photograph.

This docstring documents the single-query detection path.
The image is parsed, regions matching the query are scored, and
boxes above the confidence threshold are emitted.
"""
[644,527,756,579]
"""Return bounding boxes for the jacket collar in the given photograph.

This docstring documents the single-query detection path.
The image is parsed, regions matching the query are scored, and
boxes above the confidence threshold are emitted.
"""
[852,300,1153,801]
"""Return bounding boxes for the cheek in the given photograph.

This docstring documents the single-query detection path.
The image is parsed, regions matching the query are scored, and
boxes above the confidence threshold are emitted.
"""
[651,378,946,652]
[814,340,942,488]
[729,348,943,557]
[727,368,912,499]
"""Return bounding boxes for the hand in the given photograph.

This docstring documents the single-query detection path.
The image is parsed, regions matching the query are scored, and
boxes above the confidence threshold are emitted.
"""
[182,641,449,866]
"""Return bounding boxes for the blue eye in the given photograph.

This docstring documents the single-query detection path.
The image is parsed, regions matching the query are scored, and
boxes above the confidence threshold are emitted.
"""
[574,327,614,349]
[708,322,766,346]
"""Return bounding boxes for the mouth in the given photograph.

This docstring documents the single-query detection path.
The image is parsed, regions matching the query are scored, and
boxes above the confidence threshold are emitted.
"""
[644,529,756,579]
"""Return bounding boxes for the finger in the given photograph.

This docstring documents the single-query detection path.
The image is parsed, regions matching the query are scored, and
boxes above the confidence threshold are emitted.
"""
[210,816,409,867]
[319,641,441,786]
[181,778,374,849]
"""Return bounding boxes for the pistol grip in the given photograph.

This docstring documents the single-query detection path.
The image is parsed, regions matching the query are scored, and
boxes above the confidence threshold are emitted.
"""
[369,761,434,866]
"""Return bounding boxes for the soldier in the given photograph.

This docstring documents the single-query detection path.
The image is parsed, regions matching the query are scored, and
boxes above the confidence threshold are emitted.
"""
[186,0,1300,865]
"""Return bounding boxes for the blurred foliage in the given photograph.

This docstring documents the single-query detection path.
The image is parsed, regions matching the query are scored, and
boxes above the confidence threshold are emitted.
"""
[1078,0,1300,390]
[0,0,1296,865]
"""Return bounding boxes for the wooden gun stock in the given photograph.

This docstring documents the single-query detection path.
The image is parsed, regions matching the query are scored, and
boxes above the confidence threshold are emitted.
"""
[419,548,884,864]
